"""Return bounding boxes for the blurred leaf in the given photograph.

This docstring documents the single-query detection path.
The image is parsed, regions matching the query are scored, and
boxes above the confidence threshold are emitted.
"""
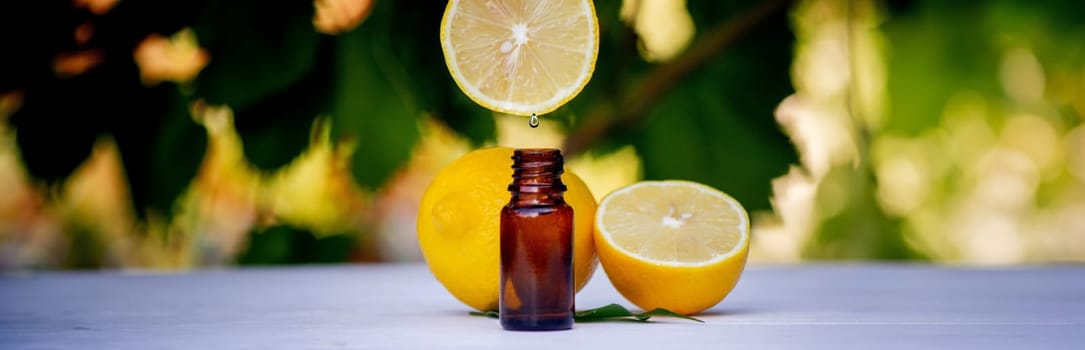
[238,225,294,265]
[469,310,499,318]
[194,0,331,171]
[883,0,1085,137]
[237,225,355,265]
[148,99,207,216]
[329,2,422,189]
[61,223,106,269]
[882,2,1001,135]
[233,98,321,171]
[194,0,319,110]
[10,76,102,184]
[439,91,497,146]
[14,61,205,218]
[9,1,212,218]
[561,0,637,154]
[390,1,495,145]
[330,1,505,188]
[0,1,74,91]
[114,86,207,217]
[231,41,334,170]
[632,9,797,211]
[804,167,922,260]
[95,0,208,49]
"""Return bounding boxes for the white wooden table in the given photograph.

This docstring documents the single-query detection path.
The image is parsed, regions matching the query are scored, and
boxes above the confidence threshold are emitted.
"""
[1,263,1082,349]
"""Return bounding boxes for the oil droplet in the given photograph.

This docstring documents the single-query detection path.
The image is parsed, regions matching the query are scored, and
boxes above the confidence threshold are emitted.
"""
[529,113,540,128]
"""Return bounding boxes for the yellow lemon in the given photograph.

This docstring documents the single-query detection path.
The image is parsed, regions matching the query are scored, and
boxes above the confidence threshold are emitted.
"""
[594,180,750,315]
[440,0,599,116]
[418,147,598,311]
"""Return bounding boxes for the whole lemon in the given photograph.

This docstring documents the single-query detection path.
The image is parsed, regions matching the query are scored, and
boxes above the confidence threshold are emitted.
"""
[418,147,598,311]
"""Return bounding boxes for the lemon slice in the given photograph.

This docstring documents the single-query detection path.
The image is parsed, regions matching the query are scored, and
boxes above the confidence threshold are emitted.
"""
[594,180,750,315]
[440,0,599,116]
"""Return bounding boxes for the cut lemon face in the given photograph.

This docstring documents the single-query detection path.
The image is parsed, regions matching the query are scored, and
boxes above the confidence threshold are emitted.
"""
[594,180,750,315]
[440,0,599,116]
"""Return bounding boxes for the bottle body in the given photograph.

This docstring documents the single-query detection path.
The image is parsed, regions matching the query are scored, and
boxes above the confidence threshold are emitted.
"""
[499,149,574,331]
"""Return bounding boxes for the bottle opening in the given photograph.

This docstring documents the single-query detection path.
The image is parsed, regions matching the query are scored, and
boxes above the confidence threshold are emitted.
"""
[509,148,567,193]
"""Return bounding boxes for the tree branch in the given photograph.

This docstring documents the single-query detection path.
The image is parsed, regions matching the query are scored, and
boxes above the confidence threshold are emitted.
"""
[564,0,794,156]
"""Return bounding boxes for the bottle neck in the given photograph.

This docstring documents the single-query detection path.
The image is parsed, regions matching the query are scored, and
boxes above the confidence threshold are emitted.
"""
[508,148,567,207]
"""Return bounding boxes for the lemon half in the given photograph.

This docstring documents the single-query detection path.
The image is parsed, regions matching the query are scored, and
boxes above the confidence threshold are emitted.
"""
[594,180,750,315]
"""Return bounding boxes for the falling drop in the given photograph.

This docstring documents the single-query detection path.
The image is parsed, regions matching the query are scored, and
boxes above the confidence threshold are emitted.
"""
[529,113,540,128]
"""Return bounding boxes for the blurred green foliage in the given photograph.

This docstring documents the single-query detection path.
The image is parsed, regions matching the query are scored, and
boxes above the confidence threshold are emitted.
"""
[795,0,1085,261]
[2,1,796,252]
[238,225,356,265]
[566,0,799,211]
[2,0,1082,266]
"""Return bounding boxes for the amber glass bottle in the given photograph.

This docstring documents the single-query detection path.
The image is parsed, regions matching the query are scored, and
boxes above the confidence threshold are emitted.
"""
[499,148,574,331]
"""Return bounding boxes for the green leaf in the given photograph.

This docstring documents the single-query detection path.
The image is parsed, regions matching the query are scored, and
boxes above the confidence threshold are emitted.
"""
[637,308,705,323]
[237,225,355,265]
[633,20,797,212]
[115,86,208,218]
[231,43,333,170]
[468,304,703,323]
[329,1,422,189]
[384,1,495,145]
[469,310,499,319]
[559,0,638,154]
[882,2,1001,135]
[194,0,319,110]
[8,1,210,218]
[549,3,798,209]
[11,86,101,184]
[882,0,1085,136]
[0,1,76,91]
[192,1,327,171]
[574,304,703,323]
[804,167,923,260]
